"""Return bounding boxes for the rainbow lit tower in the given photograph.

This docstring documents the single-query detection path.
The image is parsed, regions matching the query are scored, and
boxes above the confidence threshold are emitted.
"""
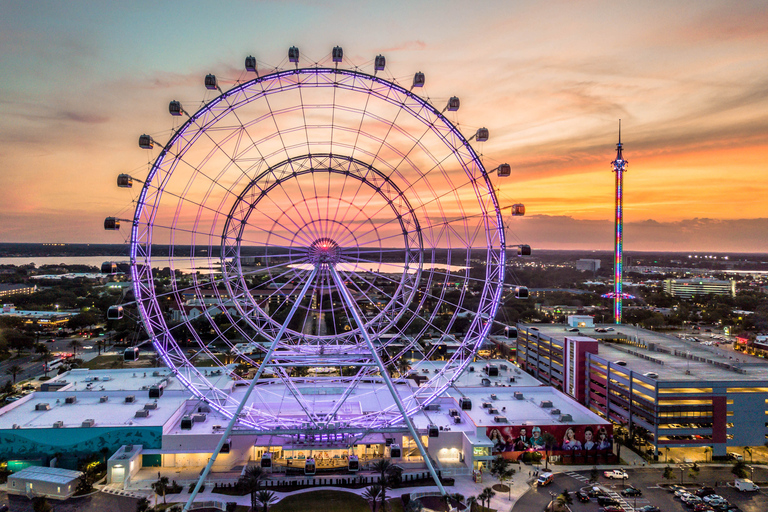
[612,121,628,324]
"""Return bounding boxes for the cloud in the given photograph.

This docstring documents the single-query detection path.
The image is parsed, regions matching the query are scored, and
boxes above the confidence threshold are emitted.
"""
[379,40,427,53]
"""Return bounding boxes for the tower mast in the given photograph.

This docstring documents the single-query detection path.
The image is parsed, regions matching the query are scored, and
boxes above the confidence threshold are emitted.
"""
[612,121,628,324]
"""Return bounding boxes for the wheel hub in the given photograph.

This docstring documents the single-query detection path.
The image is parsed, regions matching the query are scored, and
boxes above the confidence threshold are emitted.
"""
[308,237,341,268]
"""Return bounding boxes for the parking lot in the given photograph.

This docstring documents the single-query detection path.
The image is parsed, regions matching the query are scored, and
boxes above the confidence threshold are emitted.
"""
[513,466,768,512]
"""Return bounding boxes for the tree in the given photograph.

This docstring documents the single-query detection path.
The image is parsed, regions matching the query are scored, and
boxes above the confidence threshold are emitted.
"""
[489,456,515,499]
[703,446,711,463]
[396,357,411,377]
[558,489,573,507]
[371,458,393,484]
[152,474,170,505]
[31,496,52,512]
[541,432,557,470]
[69,338,82,357]
[136,497,151,512]
[662,465,676,481]
[465,495,478,512]
[363,484,383,512]
[256,489,277,512]
[67,311,100,331]
[238,465,265,511]
[5,329,34,356]
[479,487,495,510]
[732,461,749,479]
[743,446,753,464]
[5,364,23,384]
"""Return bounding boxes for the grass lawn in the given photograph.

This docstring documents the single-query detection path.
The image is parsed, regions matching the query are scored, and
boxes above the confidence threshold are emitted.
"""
[270,490,379,512]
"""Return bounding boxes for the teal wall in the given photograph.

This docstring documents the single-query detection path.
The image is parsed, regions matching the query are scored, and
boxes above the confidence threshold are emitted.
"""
[142,453,162,467]
[0,427,163,464]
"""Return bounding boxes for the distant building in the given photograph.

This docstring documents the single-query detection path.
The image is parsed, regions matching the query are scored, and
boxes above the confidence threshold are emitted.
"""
[663,278,736,298]
[0,283,35,298]
[576,259,601,272]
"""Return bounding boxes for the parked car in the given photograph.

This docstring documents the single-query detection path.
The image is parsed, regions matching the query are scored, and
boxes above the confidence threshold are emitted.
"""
[588,486,607,498]
[604,469,629,479]
[696,487,716,497]
[727,452,744,461]
[576,491,590,502]
[601,507,625,512]
[636,507,660,512]
[669,484,687,493]
[693,503,714,512]
[703,495,725,503]
[621,487,642,497]
[597,496,620,507]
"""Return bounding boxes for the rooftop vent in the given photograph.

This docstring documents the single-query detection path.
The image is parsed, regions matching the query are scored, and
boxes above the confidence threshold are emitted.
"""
[449,409,459,417]
[152,371,161,377]
[135,409,150,418]
[12,424,21,429]
[82,419,95,428]
[481,378,491,387]
[425,403,440,411]
[490,394,498,400]
[453,416,462,424]
[64,396,76,404]
[125,395,135,403]
[509,376,516,383]
[540,400,553,408]
[100,396,109,403]
[53,421,64,428]
[144,402,158,410]
[494,415,507,423]
[514,392,524,400]
[550,408,561,415]
[35,403,50,411]
[559,414,573,422]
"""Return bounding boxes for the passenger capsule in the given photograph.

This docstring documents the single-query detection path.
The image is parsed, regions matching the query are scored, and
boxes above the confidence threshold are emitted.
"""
[374,54,386,71]
[497,164,511,177]
[515,286,529,299]
[413,72,425,88]
[204,74,218,90]
[428,424,439,437]
[332,46,343,63]
[245,55,257,72]
[101,261,117,274]
[261,452,272,469]
[447,96,460,111]
[117,174,133,188]
[476,127,489,142]
[390,444,401,458]
[104,217,120,230]
[108,305,124,320]
[518,245,532,257]
[169,100,183,116]
[288,46,300,63]
[511,203,525,216]
[348,455,359,472]
[124,346,139,361]
[304,457,316,476]
[138,134,153,149]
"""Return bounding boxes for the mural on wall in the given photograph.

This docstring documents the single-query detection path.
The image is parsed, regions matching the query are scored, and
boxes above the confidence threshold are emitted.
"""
[486,424,613,460]
[0,427,163,461]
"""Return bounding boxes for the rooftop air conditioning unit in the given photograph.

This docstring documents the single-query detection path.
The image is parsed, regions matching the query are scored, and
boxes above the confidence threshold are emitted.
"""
[509,377,516,383]
[82,419,95,428]
[449,409,459,417]
[540,400,553,408]
[559,414,573,422]
[494,415,507,423]
[135,409,150,418]
[425,404,440,411]
[514,392,524,400]
[197,405,211,413]
[152,371,161,377]
[125,395,136,403]
[490,394,498,400]
[191,413,206,422]
[100,396,109,403]
[453,416,462,424]
[550,408,561,415]
[488,408,500,415]
[53,421,64,428]
[35,403,50,411]
[64,396,76,404]
[482,402,491,409]
[144,402,158,410]
[481,378,491,387]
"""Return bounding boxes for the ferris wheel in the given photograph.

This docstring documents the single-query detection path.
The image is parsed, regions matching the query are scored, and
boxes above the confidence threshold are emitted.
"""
[107,47,512,437]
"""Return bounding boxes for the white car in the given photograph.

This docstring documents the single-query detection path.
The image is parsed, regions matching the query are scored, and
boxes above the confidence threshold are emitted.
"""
[603,469,628,479]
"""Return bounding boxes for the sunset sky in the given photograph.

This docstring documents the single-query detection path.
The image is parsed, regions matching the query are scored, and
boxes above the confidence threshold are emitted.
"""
[1,0,767,252]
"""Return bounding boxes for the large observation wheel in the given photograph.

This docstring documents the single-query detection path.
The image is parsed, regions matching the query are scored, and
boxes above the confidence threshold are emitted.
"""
[127,64,506,432]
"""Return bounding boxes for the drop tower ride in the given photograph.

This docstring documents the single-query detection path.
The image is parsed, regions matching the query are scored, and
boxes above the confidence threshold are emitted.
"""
[612,121,628,324]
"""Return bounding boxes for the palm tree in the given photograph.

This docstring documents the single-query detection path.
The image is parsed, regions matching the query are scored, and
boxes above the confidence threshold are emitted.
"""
[743,446,753,463]
[363,484,383,512]
[69,338,82,357]
[256,489,277,512]
[541,432,557,470]
[465,495,478,512]
[371,458,393,484]
[557,489,573,507]
[6,364,23,384]
[396,357,411,377]
[479,487,495,510]
[151,475,170,505]
[703,446,711,463]
[238,465,265,511]
[136,497,151,512]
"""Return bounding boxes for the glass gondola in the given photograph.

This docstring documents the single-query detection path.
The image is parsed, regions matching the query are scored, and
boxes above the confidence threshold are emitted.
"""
[107,305,124,320]
[124,346,139,361]
[261,452,272,469]
[348,454,359,472]
[304,457,316,476]
[389,444,401,458]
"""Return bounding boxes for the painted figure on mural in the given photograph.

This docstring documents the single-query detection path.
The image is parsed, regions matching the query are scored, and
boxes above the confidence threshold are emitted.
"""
[562,427,582,450]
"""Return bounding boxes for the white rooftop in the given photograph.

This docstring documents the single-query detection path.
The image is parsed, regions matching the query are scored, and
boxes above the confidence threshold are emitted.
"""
[8,465,83,484]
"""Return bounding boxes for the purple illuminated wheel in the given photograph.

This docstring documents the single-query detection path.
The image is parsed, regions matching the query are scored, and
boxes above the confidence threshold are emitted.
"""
[128,64,505,430]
